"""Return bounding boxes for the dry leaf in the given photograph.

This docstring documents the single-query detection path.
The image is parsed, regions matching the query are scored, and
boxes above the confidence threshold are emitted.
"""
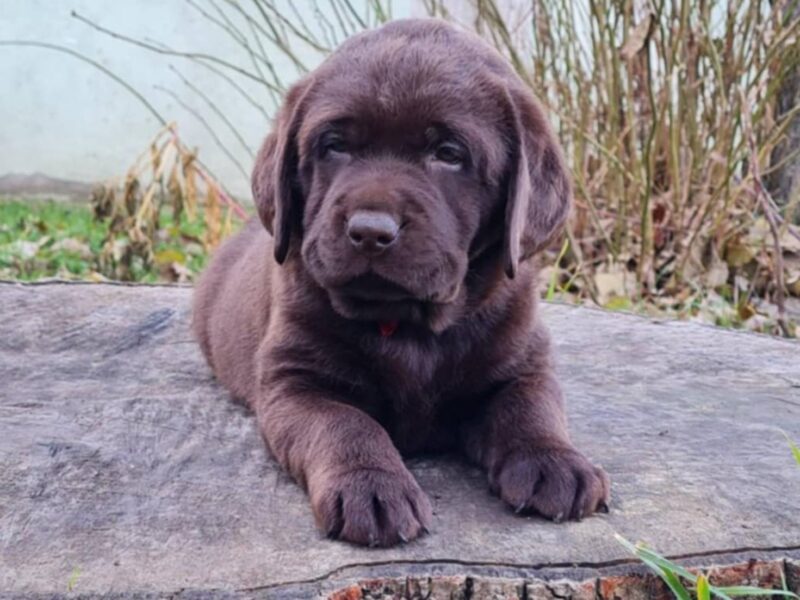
[724,238,754,268]
[594,264,634,305]
[737,302,756,321]
[50,238,93,260]
[182,150,198,221]
[168,163,183,222]
[154,248,186,266]
[620,14,653,61]
[788,275,800,297]
[204,184,221,249]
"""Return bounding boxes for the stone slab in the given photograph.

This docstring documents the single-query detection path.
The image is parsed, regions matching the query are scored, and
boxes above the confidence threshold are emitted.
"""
[1,282,798,598]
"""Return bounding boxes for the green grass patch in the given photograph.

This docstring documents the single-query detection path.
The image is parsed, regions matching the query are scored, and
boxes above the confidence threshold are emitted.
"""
[615,534,798,599]
[0,198,226,282]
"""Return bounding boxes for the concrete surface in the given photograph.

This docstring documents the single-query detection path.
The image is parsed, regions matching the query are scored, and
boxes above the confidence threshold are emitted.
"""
[1,282,799,598]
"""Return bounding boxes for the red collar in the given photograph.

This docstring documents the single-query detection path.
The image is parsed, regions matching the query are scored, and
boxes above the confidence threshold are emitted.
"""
[378,320,399,337]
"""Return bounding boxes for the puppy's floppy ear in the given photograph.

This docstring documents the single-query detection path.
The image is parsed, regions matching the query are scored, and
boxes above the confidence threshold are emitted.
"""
[251,78,314,264]
[502,86,572,278]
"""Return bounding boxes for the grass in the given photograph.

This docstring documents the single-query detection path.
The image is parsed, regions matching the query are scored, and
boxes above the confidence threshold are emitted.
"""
[615,534,799,599]
[0,199,104,280]
[0,198,220,283]
[786,432,800,467]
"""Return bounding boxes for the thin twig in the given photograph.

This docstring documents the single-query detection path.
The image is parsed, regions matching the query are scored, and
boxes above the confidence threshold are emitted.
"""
[155,86,250,181]
[70,10,269,88]
[188,58,272,120]
[742,90,790,337]
[169,65,255,159]
[0,40,166,126]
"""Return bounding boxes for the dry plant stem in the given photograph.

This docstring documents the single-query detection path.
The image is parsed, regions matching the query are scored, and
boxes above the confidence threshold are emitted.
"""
[155,86,250,180]
[286,1,330,48]
[189,0,276,89]
[135,122,249,222]
[136,123,246,220]
[751,173,790,338]
[70,10,270,88]
[246,1,310,73]
[329,0,357,38]
[167,47,273,117]
[196,169,248,221]
[742,91,790,337]
[340,0,369,28]
[0,40,167,126]
[168,65,256,159]
[169,126,249,221]
[260,0,331,52]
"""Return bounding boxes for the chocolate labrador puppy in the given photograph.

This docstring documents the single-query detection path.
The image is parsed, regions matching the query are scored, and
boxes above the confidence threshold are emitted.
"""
[193,18,609,547]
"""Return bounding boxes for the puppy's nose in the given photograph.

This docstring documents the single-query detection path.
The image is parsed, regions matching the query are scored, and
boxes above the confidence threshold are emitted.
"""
[346,210,399,254]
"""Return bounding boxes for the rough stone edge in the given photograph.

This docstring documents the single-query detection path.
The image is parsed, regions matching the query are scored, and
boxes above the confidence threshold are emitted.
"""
[2,280,797,347]
[324,557,800,600]
[5,554,796,599]
[0,279,192,288]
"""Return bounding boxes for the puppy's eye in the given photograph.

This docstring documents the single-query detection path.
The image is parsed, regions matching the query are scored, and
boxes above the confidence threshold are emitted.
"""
[320,132,349,157]
[433,142,466,167]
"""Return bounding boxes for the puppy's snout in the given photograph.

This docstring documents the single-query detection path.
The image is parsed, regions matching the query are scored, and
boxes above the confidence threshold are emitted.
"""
[346,210,400,255]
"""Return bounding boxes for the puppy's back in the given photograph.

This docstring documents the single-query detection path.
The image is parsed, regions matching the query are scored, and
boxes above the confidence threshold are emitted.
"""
[192,218,274,402]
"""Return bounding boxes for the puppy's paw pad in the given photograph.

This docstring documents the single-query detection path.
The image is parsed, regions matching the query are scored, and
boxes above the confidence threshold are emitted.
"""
[490,447,610,522]
[312,467,432,547]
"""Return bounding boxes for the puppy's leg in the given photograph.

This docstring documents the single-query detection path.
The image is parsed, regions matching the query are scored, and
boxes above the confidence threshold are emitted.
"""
[254,390,432,546]
[460,367,609,522]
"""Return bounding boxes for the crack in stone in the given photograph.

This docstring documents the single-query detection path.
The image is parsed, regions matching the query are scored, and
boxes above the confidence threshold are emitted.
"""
[463,576,474,600]
[544,583,570,600]
[232,544,800,596]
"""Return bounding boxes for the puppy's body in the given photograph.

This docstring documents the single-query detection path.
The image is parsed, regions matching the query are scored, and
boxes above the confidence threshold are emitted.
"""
[196,219,542,454]
[194,19,609,547]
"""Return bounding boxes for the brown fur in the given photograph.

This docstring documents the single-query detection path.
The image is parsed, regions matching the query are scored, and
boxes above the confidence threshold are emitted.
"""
[193,19,609,547]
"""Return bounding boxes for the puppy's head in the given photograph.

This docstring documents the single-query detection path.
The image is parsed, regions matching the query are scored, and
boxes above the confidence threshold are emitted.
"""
[252,19,570,331]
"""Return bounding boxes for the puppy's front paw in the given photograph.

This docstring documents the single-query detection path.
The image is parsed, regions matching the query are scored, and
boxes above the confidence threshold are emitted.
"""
[311,466,433,547]
[490,447,610,522]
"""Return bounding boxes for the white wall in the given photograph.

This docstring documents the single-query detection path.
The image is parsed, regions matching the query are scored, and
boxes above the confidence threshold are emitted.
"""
[0,1,424,197]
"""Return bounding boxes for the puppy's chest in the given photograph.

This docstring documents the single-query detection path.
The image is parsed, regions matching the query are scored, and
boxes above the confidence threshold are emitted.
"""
[362,337,488,452]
